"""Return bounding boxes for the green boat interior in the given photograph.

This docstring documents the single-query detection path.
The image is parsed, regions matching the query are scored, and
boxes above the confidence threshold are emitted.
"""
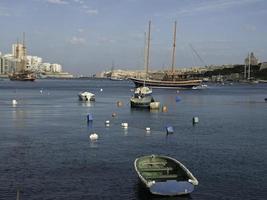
[137,156,188,182]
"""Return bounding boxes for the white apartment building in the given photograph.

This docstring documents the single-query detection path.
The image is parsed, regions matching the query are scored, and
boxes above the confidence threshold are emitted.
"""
[50,63,62,73]
[1,43,64,75]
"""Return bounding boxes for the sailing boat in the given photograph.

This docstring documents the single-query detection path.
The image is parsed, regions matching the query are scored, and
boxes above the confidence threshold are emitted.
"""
[130,24,155,108]
[130,21,202,89]
[9,33,36,81]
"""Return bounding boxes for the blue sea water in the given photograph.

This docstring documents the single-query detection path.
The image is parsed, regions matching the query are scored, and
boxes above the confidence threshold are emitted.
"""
[0,79,266,200]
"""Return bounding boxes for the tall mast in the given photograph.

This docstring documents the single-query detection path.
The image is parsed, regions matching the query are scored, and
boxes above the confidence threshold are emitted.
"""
[145,20,151,79]
[171,21,177,80]
[143,32,147,75]
[22,32,26,71]
[248,52,251,80]
[244,53,247,79]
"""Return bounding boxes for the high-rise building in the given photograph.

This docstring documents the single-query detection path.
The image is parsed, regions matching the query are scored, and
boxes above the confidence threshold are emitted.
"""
[244,52,258,66]
[12,43,24,59]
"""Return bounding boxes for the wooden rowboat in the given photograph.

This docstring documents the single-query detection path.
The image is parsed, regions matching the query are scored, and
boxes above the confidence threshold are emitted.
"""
[134,155,198,196]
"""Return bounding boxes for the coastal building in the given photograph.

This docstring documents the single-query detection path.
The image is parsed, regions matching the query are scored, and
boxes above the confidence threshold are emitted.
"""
[51,63,62,73]
[0,42,72,77]
[260,62,267,70]
[12,43,24,59]
[245,52,258,66]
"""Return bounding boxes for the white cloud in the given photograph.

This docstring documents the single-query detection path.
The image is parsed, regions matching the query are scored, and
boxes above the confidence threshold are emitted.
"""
[69,36,86,45]
[47,0,68,5]
[176,0,264,16]
[0,7,10,16]
[78,28,84,33]
[243,24,257,32]
[85,9,98,15]
[97,37,116,44]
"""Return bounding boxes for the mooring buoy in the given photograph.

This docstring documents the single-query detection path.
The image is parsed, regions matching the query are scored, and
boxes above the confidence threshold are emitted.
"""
[193,117,199,124]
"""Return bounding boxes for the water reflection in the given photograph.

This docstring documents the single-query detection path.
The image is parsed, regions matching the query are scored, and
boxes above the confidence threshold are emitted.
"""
[79,101,94,107]
[135,182,192,200]
[89,141,98,148]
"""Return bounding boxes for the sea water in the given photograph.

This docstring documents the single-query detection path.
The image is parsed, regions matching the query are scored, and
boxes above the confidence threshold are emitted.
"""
[0,79,266,199]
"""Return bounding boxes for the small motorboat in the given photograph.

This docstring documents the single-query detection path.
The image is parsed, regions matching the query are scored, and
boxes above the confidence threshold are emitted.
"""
[130,87,154,108]
[134,155,198,196]
[192,84,208,90]
[78,92,95,101]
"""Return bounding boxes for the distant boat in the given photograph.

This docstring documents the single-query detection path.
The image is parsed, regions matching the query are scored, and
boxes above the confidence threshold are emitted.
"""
[9,33,36,82]
[110,76,124,81]
[192,84,208,90]
[134,155,198,196]
[78,92,95,101]
[9,71,36,81]
[130,21,202,89]
[131,77,202,89]
[130,86,154,108]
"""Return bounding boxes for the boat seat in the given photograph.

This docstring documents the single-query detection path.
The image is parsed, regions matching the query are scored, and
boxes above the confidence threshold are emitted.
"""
[146,174,178,179]
[142,162,167,166]
[140,167,173,172]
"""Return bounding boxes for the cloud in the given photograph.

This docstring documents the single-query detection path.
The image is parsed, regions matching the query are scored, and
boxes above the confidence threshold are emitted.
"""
[47,0,68,5]
[97,37,116,44]
[176,0,264,16]
[69,36,86,45]
[85,9,98,15]
[0,7,10,16]
[78,28,84,33]
[243,24,257,32]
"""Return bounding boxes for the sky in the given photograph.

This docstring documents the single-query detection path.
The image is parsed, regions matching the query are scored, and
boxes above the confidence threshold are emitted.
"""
[0,0,267,75]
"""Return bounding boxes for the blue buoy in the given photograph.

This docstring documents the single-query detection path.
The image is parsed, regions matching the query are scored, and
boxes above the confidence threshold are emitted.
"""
[166,126,174,134]
[176,96,181,102]
[87,113,93,123]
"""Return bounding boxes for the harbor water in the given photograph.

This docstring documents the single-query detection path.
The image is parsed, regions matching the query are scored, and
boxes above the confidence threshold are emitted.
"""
[0,79,266,199]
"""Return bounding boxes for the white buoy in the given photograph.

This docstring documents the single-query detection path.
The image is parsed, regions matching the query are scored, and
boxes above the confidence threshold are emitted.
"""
[193,117,199,124]
[146,127,151,132]
[121,122,128,128]
[40,90,43,94]
[105,120,110,126]
[12,99,17,105]
[89,133,98,141]
[100,88,103,92]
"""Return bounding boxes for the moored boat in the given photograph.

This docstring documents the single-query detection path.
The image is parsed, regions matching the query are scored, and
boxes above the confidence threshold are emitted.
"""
[134,155,198,196]
[130,86,154,108]
[9,71,36,81]
[78,92,95,101]
[131,77,202,89]
[130,21,202,89]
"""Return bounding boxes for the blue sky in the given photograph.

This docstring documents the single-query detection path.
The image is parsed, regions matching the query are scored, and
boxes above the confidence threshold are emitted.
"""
[0,0,267,75]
